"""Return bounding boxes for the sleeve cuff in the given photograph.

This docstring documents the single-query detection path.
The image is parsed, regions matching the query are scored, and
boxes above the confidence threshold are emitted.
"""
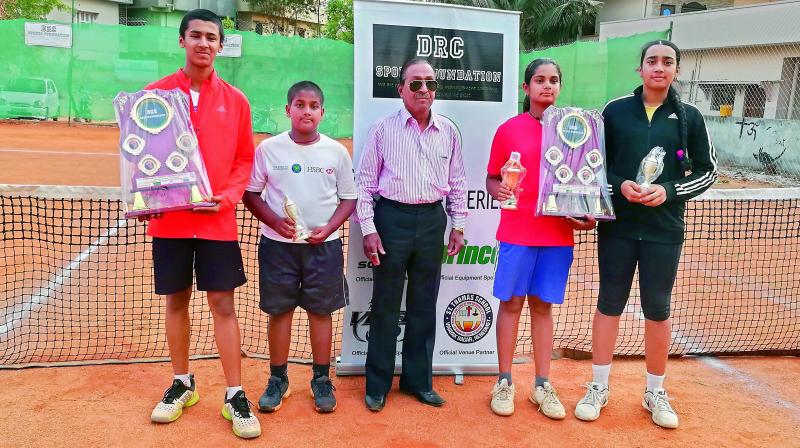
[450,215,467,229]
[360,221,377,236]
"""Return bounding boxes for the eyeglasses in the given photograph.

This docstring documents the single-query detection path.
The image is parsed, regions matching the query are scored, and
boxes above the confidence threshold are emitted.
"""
[408,79,438,92]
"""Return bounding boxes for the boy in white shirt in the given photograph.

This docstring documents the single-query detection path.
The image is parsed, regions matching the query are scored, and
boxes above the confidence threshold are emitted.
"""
[243,81,357,413]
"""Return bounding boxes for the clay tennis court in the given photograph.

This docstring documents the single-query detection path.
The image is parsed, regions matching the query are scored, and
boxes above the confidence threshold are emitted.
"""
[1,120,799,447]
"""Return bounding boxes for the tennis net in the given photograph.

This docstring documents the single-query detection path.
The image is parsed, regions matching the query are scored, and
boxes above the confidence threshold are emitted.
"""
[1,185,798,368]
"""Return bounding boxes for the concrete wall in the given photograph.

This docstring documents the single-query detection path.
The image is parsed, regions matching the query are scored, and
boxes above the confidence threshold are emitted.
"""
[48,0,122,25]
[706,115,800,175]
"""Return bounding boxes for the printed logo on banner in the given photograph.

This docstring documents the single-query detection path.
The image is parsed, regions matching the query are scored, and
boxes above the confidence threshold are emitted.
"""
[443,293,493,343]
[372,24,503,102]
[351,310,408,343]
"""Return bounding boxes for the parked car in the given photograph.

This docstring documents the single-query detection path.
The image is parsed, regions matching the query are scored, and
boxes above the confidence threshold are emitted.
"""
[0,77,60,120]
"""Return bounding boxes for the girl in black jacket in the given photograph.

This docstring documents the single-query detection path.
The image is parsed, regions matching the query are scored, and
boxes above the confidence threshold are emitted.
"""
[574,40,717,429]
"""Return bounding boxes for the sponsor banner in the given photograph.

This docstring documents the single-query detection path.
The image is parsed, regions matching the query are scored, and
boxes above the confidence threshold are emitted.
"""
[24,22,72,48]
[218,34,243,58]
[339,0,520,375]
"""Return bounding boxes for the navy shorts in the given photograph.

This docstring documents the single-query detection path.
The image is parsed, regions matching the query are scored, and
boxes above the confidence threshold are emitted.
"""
[596,233,682,322]
[152,237,247,295]
[258,236,346,316]
[492,242,574,304]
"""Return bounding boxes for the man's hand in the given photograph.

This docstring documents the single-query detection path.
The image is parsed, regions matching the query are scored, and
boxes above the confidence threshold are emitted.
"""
[620,180,644,204]
[363,232,385,266]
[447,229,465,256]
[306,226,333,245]
[136,212,163,223]
[192,195,224,214]
[564,215,597,230]
[640,184,667,207]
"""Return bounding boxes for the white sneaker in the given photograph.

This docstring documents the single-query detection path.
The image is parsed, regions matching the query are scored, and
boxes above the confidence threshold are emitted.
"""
[490,379,515,416]
[222,390,262,439]
[643,389,679,429]
[530,382,566,420]
[574,382,609,422]
[151,376,199,423]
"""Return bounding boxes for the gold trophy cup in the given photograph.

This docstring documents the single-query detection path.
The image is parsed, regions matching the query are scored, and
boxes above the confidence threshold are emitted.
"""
[282,196,312,241]
[500,151,527,210]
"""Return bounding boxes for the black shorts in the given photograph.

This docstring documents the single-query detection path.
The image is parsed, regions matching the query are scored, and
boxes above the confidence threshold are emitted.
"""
[258,236,346,316]
[596,233,682,322]
[152,237,247,295]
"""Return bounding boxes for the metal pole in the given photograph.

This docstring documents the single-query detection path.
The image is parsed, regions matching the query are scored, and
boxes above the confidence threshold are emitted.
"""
[67,0,74,126]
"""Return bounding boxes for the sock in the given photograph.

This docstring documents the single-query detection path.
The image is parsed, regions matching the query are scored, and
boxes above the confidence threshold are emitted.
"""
[312,363,330,379]
[646,372,665,393]
[174,373,191,388]
[498,372,512,385]
[270,363,288,380]
[592,363,611,388]
[535,376,548,388]
[226,385,243,400]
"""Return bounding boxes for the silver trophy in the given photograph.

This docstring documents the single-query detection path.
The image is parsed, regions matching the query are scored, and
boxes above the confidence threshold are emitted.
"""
[282,195,312,241]
[636,146,667,192]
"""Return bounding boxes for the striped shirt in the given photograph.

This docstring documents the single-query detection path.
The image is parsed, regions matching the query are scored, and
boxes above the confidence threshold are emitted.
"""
[356,108,468,236]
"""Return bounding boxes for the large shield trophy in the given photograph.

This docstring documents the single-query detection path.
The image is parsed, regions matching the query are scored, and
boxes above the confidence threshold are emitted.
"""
[114,88,214,218]
[536,106,615,221]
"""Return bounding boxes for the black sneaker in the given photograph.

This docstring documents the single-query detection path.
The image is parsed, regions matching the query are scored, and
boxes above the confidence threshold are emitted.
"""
[258,375,291,412]
[150,375,199,423]
[222,390,261,439]
[310,376,337,413]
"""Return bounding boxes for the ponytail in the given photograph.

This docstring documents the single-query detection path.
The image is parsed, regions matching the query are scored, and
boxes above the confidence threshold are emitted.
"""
[668,86,693,171]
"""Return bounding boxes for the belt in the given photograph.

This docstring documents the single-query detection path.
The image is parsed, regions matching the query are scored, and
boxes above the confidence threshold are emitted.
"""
[378,197,442,209]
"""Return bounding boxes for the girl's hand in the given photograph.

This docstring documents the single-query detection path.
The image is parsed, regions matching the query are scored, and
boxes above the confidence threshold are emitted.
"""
[640,184,667,207]
[620,180,644,203]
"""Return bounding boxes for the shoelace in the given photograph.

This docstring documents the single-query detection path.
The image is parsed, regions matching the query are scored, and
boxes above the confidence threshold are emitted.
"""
[652,392,676,414]
[265,377,284,397]
[539,386,561,408]
[579,383,605,406]
[162,380,188,404]
[230,393,254,418]
[492,383,513,401]
[313,377,336,397]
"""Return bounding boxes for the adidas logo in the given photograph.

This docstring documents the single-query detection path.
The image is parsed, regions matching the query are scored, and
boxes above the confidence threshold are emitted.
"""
[668,113,678,119]
[217,105,226,114]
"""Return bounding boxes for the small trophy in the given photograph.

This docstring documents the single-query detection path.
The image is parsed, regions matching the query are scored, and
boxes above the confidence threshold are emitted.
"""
[637,146,667,192]
[500,151,526,210]
[282,195,312,241]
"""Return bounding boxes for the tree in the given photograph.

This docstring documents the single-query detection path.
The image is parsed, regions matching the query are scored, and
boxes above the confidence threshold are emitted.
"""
[430,0,602,51]
[323,0,353,43]
[246,0,317,36]
[0,0,66,20]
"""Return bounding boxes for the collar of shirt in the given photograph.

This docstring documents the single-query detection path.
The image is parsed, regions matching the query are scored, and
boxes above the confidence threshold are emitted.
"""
[174,68,221,95]
[399,107,441,133]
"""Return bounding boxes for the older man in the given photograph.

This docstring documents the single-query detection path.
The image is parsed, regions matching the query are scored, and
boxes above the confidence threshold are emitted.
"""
[356,58,467,411]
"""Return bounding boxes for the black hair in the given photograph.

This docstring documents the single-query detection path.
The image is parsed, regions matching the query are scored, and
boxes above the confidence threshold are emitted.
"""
[287,80,325,106]
[522,58,562,113]
[179,9,225,43]
[398,57,432,85]
[640,40,692,171]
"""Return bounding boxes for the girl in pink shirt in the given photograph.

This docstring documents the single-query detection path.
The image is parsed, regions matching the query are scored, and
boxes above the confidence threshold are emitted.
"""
[485,58,596,418]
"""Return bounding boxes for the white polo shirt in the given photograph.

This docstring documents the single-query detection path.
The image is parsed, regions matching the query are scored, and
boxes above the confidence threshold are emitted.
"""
[246,132,357,243]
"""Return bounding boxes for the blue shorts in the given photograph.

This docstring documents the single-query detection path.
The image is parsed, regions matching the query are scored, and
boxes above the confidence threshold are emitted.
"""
[492,243,574,304]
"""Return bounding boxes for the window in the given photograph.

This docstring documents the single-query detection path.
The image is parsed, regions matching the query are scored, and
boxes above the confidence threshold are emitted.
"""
[707,84,736,111]
[660,4,676,15]
[76,10,98,24]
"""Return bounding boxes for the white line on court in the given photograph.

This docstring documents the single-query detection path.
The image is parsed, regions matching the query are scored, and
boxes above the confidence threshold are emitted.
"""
[700,356,800,420]
[0,217,128,340]
[0,148,117,157]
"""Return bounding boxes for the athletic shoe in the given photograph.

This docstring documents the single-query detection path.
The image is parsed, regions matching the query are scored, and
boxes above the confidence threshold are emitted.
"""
[530,381,566,420]
[258,375,291,412]
[490,379,515,416]
[221,390,262,439]
[310,376,337,413]
[151,375,199,423]
[574,382,609,422]
[643,389,679,429]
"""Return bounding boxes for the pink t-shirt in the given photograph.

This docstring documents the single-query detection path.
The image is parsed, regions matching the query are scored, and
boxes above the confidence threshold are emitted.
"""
[487,113,574,247]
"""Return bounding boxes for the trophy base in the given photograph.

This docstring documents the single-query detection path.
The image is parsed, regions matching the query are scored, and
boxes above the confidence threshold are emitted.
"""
[294,230,312,241]
[500,197,519,210]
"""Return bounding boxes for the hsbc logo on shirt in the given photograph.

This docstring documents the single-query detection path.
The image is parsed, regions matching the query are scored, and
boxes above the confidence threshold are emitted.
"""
[284,163,335,175]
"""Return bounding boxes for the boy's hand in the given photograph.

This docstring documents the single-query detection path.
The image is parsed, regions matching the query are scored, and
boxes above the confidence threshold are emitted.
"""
[306,226,333,245]
[564,215,597,230]
[192,195,223,214]
[270,216,296,240]
[136,212,163,222]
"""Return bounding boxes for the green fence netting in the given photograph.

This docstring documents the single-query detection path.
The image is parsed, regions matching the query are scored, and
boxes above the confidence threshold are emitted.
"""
[0,19,666,137]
